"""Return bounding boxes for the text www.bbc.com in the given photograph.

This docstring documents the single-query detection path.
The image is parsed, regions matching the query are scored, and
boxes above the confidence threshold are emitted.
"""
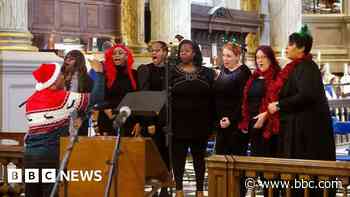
[245,178,342,189]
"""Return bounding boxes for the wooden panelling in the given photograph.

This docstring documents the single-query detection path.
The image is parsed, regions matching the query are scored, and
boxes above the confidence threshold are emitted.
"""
[191,4,258,61]
[303,15,348,49]
[191,4,261,33]
[102,5,120,31]
[28,0,121,49]
[86,4,99,29]
[30,0,55,28]
[59,1,81,31]
[314,26,345,47]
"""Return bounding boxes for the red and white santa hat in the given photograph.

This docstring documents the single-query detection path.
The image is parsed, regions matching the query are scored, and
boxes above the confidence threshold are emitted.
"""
[32,63,61,91]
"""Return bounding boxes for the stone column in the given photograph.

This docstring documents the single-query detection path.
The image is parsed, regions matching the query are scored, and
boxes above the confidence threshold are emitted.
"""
[269,0,302,51]
[241,0,260,12]
[121,0,147,53]
[259,0,270,45]
[224,0,241,10]
[227,0,241,9]
[0,0,37,51]
[344,0,349,15]
[241,0,260,62]
[150,0,191,43]
[213,0,240,10]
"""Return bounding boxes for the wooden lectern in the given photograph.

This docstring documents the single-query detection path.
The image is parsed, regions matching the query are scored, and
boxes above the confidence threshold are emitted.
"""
[59,136,171,197]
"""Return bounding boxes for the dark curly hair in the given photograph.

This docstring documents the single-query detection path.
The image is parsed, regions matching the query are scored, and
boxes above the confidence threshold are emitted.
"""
[288,33,313,55]
[255,45,280,78]
[177,39,203,67]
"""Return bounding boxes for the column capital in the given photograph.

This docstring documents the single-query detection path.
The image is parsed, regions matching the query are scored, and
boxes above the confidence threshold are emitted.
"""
[0,0,37,51]
[270,0,302,49]
[121,0,147,54]
[150,0,191,43]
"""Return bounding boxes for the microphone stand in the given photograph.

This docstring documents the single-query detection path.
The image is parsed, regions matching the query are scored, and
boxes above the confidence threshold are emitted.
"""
[164,44,178,195]
[49,111,80,197]
[104,118,124,197]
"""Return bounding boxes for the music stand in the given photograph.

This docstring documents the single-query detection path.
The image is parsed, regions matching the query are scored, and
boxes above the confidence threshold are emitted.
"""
[104,90,166,197]
[116,91,166,116]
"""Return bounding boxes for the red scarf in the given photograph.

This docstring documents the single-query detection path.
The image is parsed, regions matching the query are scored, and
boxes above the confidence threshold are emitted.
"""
[262,54,313,139]
[239,65,277,132]
[104,44,137,90]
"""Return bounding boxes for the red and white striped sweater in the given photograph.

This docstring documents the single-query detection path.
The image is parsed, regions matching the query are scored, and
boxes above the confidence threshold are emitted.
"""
[25,88,89,135]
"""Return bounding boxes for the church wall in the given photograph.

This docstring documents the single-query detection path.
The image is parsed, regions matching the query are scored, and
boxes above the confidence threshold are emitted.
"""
[303,15,350,73]
[0,51,63,132]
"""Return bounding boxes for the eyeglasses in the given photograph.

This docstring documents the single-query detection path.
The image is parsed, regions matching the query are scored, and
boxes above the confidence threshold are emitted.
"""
[65,56,75,61]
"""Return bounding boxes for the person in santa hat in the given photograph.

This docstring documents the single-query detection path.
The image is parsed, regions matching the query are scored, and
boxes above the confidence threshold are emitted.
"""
[24,60,104,197]
[97,44,141,136]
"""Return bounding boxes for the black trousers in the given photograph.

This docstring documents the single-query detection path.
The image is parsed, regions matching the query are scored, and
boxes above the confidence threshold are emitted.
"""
[172,138,207,191]
[24,148,59,197]
[153,129,170,170]
[215,127,249,155]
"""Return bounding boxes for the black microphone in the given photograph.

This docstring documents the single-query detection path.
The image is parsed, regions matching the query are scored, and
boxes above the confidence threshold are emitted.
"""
[113,106,132,128]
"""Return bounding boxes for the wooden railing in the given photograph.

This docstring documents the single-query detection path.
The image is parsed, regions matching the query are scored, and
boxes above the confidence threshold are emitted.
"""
[0,132,25,196]
[207,155,350,197]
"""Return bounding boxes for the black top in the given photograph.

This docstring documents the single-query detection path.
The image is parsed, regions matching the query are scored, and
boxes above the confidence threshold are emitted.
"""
[137,63,166,134]
[105,66,138,108]
[98,65,138,135]
[213,65,251,128]
[171,65,215,139]
[247,78,266,118]
[278,59,335,160]
[137,63,165,91]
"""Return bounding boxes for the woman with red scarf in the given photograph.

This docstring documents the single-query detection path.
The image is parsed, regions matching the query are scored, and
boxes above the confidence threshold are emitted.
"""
[266,26,335,161]
[98,44,141,136]
[266,25,336,197]
[239,45,280,157]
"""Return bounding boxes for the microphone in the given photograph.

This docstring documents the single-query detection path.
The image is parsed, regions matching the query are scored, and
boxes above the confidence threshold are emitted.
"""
[113,106,132,128]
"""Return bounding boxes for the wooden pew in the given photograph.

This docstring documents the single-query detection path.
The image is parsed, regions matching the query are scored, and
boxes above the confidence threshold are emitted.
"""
[0,131,25,196]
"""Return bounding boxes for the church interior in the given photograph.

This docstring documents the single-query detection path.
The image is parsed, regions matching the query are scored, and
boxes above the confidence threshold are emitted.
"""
[1,0,350,197]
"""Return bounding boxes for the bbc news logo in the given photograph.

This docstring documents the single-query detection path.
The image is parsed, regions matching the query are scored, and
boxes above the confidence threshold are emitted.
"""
[8,169,102,183]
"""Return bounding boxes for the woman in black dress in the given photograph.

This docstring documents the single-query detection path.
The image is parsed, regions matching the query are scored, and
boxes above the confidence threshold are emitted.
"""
[239,45,280,157]
[267,27,335,161]
[171,40,214,197]
[266,26,335,197]
[98,44,141,136]
[213,42,251,155]
[137,41,170,197]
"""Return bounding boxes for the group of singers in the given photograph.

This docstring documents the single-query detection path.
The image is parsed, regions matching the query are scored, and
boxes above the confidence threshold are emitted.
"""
[24,26,335,197]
